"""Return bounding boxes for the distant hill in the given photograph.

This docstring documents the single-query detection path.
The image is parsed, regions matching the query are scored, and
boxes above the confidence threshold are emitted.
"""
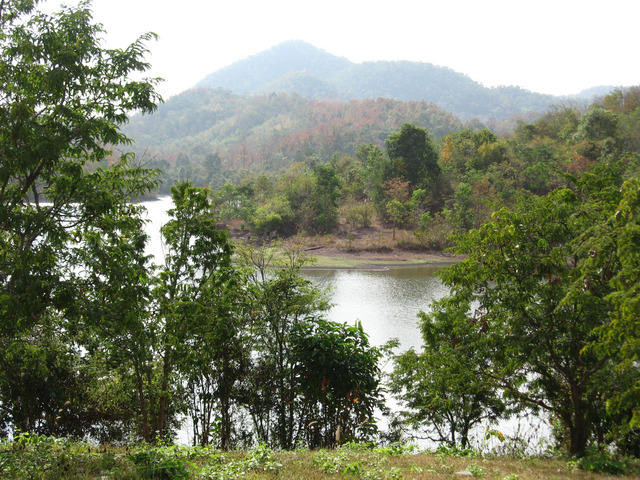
[122,88,464,172]
[123,41,623,176]
[572,85,620,99]
[196,40,603,120]
[198,41,351,96]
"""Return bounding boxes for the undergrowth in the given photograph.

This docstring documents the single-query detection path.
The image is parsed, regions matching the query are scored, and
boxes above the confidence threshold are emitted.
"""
[1,434,639,479]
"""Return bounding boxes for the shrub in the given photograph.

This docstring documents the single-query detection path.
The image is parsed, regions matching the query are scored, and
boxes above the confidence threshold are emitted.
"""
[571,452,626,475]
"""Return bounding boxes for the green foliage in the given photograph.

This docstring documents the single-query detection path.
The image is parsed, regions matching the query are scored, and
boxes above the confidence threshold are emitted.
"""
[579,175,640,448]
[570,452,626,475]
[292,320,383,447]
[385,123,440,188]
[129,449,192,479]
[435,445,480,458]
[149,181,236,444]
[244,443,283,473]
[309,163,341,232]
[419,160,640,457]
[467,463,485,477]
[0,0,161,439]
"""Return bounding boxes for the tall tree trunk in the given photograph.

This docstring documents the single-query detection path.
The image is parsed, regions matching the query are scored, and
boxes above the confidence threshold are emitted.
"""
[135,367,151,442]
[155,348,172,442]
[566,382,590,457]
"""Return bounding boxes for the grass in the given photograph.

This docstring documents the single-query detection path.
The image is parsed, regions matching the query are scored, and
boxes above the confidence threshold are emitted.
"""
[305,255,451,269]
[2,436,639,480]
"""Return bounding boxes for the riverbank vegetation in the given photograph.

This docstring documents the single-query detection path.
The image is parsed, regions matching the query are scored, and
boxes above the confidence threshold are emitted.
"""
[2,1,640,477]
[2,436,639,479]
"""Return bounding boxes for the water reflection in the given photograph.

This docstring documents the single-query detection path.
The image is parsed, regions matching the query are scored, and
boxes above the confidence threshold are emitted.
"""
[141,197,448,353]
[303,266,449,352]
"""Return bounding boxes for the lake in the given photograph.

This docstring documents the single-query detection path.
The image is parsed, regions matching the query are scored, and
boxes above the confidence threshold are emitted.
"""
[142,196,549,450]
[143,196,447,354]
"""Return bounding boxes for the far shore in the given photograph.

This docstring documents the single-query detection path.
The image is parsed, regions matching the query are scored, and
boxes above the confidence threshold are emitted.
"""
[228,223,463,270]
[300,245,461,270]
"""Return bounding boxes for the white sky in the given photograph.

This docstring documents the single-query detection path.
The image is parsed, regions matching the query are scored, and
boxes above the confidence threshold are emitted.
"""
[45,0,638,100]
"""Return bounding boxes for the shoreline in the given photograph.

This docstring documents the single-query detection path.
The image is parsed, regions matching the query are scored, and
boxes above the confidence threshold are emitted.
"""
[301,246,461,270]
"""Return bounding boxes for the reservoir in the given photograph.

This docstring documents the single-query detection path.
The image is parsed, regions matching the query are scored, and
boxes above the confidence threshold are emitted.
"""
[302,267,449,352]
[143,196,448,354]
[142,196,548,450]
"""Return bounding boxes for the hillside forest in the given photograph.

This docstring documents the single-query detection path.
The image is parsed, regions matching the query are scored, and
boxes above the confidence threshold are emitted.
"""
[139,88,640,255]
[2,0,640,472]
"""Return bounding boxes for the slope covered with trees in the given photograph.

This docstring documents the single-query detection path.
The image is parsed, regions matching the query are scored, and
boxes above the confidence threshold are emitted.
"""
[123,89,464,188]
[196,40,603,120]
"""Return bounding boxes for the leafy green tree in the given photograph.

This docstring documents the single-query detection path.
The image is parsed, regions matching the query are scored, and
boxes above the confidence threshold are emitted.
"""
[292,320,383,447]
[390,298,507,449]
[180,263,251,449]
[0,0,161,336]
[250,196,297,237]
[446,182,475,231]
[239,244,331,449]
[333,153,365,200]
[578,175,640,450]
[69,168,158,442]
[358,144,395,208]
[574,107,618,143]
[386,199,409,239]
[573,106,619,161]
[151,182,235,442]
[309,163,341,233]
[0,0,161,438]
[385,123,440,188]
[0,314,87,437]
[428,164,631,456]
[210,181,256,227]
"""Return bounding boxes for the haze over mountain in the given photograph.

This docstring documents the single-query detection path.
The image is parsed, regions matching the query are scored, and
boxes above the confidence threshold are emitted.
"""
[122,40,624,177]
[196,40,613,120]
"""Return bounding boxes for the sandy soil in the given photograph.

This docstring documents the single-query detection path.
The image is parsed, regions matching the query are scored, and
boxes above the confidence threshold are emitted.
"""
[229,221,460,267]
[303,244,456,264]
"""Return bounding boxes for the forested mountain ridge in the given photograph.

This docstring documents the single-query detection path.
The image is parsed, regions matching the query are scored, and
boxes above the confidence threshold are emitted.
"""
[196,40,610,119]
[123,88,464,175]
[197,40,351,95]
[123,40,623,180]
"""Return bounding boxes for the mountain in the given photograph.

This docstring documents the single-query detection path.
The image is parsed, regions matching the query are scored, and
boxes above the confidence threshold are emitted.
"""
[123,41,623,178]
[196,40,581,120]
[122,88,464,174]
[197,41,351,95]
[572,85,619,99]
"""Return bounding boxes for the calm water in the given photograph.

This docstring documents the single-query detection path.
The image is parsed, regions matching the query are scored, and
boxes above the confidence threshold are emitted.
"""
[303,267,448,352]
[142,196,447,353]
[142,197,549,448]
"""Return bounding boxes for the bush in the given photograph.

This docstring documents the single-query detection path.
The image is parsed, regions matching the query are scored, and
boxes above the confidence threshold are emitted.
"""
[571,453,626,475]
[129,449,193,479]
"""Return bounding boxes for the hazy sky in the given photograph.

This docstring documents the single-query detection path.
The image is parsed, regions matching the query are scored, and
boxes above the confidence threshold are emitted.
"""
[46,0,638,100]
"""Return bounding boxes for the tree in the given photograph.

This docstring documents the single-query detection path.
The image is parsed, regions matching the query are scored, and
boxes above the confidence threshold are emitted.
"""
[358,144,394,209]
[578,175,640,452]
[385,123,440,188]
[238,244,331,449]
[180,263,251,449]
[292,320,382,447]
[390,305,507,449]
[0,0,161,332]
[150,182,235,442]
[0,0,161,437]
[310,163,341,233]
[426,163,631,456]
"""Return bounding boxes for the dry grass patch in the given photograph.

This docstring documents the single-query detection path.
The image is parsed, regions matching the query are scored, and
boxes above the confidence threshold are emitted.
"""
[1,437,639,479]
